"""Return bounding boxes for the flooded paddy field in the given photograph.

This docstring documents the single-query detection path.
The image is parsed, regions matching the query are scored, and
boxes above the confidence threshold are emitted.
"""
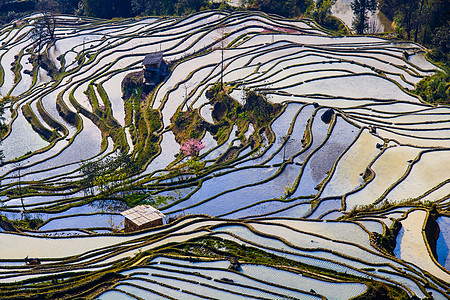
[0,10,448,299]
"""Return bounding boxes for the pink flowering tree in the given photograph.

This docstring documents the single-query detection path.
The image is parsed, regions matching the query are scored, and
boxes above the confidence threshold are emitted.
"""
[180,139,205,157]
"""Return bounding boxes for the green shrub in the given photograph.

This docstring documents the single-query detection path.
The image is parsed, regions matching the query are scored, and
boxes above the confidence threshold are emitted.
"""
[414,70,450,105]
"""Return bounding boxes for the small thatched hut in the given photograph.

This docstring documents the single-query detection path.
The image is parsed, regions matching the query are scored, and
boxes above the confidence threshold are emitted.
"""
[142,52,168,86]
[121,205,165,232]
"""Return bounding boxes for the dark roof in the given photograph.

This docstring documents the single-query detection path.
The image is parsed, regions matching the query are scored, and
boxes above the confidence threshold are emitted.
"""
[143,52,164,68]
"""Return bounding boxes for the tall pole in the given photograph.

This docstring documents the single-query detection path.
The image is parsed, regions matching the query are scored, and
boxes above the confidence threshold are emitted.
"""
[83,37,87,53]
[218,24,227,90]
[241,81,245,105]
[18,168,25,213]
[221,42,224,90]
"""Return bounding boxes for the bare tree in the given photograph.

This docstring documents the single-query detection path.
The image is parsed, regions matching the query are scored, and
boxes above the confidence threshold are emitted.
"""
[31,0,59,63]
[35,0,59,42]
[182,82,193,110]
[216,23,229,90]
[0,99,5,165]
[31,25,47,63]
[279,134,296,162]
[14,163,26,213]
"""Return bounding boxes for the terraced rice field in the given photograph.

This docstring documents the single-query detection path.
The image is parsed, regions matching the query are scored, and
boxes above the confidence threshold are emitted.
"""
[0,10,449,299]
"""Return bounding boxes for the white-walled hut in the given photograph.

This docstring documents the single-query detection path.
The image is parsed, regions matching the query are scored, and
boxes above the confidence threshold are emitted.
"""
[121,205,165,232]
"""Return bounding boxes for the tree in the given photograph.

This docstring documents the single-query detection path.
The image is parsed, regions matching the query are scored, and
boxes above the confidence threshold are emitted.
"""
[180,139,205,157]
[279,135,296,162]
[351,0,377,34]
[83,0,131,18]
[413,0,425,42]
[12,162,26,212]
[56,0,79,14]
[312,0,332,25]
[31,25,47,63]
[35,0,59,42]
[0,98,5,165]
[379,0,447,46]
[392,0,417,39]
[174,0,208,14]
[431,21,450,63]
[131,0,209,16]
[79,151,138,195]
[131,0,146,15]
[414,70,450,105]
[216,24,229,90]
[247,0,314,18]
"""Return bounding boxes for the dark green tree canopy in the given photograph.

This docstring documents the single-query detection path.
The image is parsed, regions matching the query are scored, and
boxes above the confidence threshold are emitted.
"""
[247,0,314,18]
[350,0,377,34]
[83,0,131,18]
[130,0,209,16]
